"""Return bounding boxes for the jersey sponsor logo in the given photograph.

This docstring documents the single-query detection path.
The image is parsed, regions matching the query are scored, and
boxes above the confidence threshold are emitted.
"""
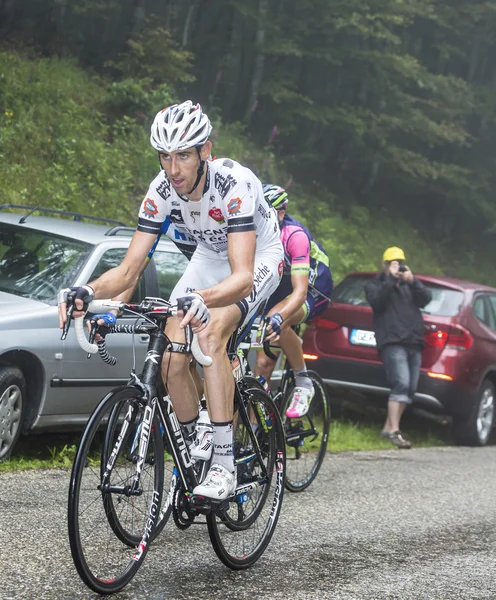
[170,208,184,224]
[156,178,171,200]
[254,263,270,288]
[210,194,216,204]
[209,208,225,224]
[214,172,237,199]
[227,197,242,215]
[143,198,158,217]
[174,229,188,241]
[190,210,200,223]
[188,227,227,246]
[257,203,270,220]
[223,159,234,169]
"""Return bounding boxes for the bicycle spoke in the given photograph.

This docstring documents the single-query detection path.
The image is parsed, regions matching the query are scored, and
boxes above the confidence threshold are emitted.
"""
[282,372,331,492]
[207,387,285,569]
[68,388,164,594]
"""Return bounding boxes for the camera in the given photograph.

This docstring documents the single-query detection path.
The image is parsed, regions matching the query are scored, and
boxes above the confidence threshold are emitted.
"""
[399,265,408,272]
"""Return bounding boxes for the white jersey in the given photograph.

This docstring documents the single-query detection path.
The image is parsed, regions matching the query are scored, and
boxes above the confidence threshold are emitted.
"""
[137,158,281,258]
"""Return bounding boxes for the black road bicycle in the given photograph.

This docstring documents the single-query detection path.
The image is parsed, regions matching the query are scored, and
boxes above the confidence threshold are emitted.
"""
[237,319,331,492]
[65,297,286,595]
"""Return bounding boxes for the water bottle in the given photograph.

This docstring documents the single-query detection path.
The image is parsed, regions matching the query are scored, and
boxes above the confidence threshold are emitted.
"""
[256,375,271,394]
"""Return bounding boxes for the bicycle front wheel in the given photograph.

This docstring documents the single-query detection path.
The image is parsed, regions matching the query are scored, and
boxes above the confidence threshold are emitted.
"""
[102,394,174,545]
[68,387,164,594]
[281,371,331,492]
[207,386,286,569]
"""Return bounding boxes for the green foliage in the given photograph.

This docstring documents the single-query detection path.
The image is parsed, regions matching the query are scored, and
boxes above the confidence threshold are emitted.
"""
[0,52,165,224]
[107,21,195,86]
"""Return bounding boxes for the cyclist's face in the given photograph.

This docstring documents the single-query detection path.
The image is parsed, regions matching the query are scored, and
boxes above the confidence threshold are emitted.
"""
[159,142,211,195]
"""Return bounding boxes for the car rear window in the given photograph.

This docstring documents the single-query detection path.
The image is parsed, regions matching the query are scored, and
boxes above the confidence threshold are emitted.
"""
[333,275,463,316]
[421,285,463,317]
[0,222,91,302]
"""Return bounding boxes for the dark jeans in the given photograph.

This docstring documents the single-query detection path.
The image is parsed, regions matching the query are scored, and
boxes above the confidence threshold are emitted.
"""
[379,344,422,404]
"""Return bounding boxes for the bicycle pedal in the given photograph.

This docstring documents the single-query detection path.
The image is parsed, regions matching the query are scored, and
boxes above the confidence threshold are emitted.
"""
[190,494,230,515]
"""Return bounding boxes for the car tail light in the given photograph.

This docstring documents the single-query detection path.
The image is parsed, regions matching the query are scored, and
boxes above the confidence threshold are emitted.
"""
[427,372,453,381]
[446,325,473,350]
[314,317,340,331]
[424,329,448,348]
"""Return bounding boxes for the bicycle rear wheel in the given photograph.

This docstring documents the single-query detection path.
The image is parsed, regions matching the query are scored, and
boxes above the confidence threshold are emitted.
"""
[281,371,331,492]
[207,386,285,569]
[68,387,164,594]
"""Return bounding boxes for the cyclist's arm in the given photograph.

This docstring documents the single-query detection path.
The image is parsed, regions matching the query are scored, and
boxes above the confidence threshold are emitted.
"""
[277,228,310,321]
[198,230,256,307]
[88,231,157,299]
[277,272,309,321]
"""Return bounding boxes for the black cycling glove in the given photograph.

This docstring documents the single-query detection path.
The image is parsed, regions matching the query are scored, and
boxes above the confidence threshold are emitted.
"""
[58,285,95,311]
[268,312,284,335]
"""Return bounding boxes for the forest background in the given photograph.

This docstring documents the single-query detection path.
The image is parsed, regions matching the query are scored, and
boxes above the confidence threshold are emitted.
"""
[1,0,496,284]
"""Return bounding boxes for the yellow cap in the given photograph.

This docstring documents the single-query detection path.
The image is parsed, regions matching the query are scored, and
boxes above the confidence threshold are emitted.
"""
[383,246,406,262]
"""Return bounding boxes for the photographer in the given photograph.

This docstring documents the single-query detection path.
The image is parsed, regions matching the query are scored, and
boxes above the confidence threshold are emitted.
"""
[364,247,432,448]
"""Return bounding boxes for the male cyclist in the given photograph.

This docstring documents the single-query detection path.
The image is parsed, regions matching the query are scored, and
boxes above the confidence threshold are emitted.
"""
[255,184,333,418]
[59,101,283,501]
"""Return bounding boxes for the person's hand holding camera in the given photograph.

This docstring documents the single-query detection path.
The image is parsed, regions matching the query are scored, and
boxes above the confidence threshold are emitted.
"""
[388,260,401,278]
[399,264,414,283]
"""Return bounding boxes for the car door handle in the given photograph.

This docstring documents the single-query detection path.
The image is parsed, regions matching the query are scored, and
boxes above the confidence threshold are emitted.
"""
[140,335,149,343]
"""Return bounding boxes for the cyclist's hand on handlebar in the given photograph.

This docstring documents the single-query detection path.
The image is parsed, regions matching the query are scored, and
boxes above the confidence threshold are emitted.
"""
[86,312,117,341]
[177,292,210,333]
[58,285,95,328]
[265,312,284,342]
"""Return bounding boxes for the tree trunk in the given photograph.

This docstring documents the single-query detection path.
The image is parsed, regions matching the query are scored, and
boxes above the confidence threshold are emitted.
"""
[244,0,268,124]
[131,0,146,35]
[182,0,200,47]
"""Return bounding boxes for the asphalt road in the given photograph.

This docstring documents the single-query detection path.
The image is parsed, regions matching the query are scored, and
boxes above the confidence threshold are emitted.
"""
[1,446,496,600]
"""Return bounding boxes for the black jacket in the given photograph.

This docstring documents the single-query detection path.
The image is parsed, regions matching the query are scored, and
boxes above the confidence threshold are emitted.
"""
[364,273,432,350]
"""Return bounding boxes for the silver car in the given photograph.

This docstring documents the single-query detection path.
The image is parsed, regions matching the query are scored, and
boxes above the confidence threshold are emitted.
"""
[0,206,189,458]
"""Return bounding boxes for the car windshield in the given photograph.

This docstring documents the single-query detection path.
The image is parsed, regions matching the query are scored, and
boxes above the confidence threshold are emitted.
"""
[333,275,464,317]
[0,222,91,303]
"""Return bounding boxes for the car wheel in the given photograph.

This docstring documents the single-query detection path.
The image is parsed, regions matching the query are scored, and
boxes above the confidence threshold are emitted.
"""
[453,380,495,447]
[0,366,26,459]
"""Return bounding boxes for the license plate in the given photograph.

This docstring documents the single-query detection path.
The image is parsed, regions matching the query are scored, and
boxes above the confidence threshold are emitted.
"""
[350,329,376,347]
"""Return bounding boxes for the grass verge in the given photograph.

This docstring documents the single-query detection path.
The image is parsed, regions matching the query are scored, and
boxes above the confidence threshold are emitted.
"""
[0,408,454,473]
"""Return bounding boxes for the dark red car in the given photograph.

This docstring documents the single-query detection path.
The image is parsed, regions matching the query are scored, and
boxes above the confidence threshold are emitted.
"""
[302,272,496,446]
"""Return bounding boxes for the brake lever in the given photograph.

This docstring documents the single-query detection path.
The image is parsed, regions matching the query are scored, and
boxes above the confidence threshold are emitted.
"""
[87,319,98,359]
[61,303,75,341]
[259,316,269,344]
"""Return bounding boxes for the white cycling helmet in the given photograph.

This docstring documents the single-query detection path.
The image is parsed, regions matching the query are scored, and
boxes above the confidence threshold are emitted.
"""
[150,100,212,153]
[263,184,289,210]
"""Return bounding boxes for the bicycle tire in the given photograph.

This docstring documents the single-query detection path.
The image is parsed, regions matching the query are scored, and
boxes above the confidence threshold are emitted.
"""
[68,387,164,594]
[280,370,331,492]
[102,394,174,545]
[207,386,286,569]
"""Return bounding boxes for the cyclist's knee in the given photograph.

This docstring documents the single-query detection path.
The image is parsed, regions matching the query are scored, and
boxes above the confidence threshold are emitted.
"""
[197,308,238,354]
[161,351,190,379]
[256,352,276,373]
[198,325,226,355]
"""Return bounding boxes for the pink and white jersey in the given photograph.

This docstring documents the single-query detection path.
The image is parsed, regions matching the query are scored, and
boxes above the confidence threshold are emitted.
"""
[137,158,281,257]
[280,225,310,277]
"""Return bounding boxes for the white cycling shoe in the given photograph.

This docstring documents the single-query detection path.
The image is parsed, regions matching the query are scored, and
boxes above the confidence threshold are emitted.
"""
[286,385,314,418]
[193,464,237,501]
